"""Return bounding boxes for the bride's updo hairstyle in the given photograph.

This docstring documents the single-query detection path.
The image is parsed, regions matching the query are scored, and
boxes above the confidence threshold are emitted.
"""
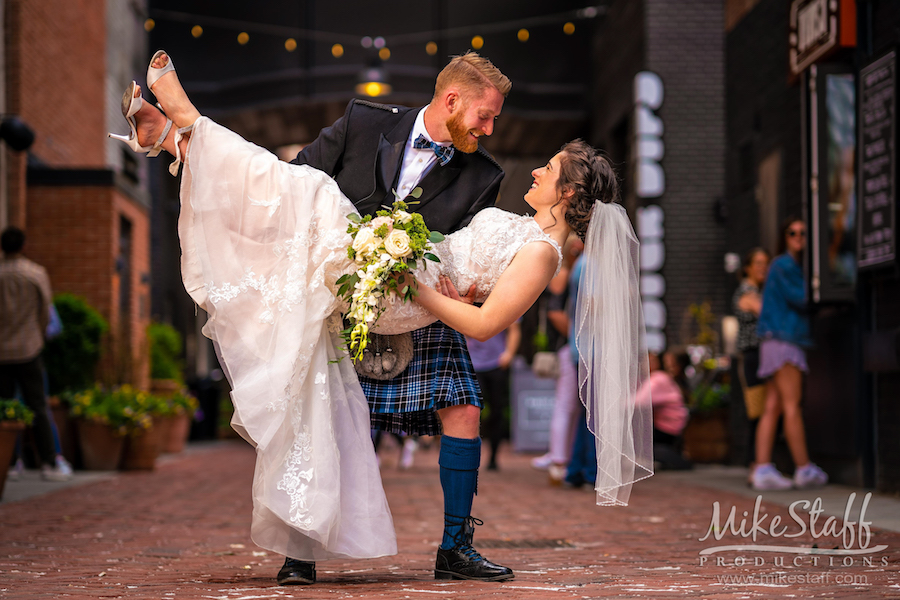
[556,139,620,242]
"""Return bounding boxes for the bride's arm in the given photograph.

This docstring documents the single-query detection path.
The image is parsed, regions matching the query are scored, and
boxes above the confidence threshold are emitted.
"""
[412,242,559,341]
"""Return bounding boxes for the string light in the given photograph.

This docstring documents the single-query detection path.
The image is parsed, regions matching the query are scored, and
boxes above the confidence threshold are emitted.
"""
[148,6,604,50]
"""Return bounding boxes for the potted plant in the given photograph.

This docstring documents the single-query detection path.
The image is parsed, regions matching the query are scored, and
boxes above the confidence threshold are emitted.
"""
[0,399,34,499]
[682,357,732,463]
[116,387,164,471]
[157,390,198,454]
[67,385,153,470]
[43,294,109,467]
[148,322,184,397]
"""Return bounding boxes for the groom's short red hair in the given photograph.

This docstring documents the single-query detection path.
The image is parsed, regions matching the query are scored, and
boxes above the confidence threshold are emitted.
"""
[434,51,512,100]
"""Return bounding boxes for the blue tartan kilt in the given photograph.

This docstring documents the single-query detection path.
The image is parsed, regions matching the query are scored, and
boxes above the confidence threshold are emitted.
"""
[362,322,483,435]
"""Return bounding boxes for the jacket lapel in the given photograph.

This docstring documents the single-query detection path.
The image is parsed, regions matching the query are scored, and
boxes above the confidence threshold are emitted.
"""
[376,110,418,196]
[413,156,462,211]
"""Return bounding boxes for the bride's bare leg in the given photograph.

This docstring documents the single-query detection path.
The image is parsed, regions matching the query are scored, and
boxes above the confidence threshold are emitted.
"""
[131,84,189,159]
[148,52,201,129]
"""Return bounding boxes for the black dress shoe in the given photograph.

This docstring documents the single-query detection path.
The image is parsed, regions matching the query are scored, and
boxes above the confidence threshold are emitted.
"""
[434,545,514,581]
[276,557,316,585]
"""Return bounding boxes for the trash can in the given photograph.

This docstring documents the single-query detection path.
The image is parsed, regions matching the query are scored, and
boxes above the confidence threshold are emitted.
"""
[510,356,557,452]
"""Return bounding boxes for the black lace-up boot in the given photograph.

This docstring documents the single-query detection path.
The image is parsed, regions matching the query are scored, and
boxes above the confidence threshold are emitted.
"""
[276,557,316,585]
[434,516,514,581]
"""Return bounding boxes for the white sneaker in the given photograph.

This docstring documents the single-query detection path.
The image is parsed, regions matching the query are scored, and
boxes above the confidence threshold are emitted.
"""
[7,458,24,481]
[41,463,72,482]
[399,438,417,470]
[794,463,828,489]
[751,463,793,491]
[55,455,73,476]
[531,454,553,470]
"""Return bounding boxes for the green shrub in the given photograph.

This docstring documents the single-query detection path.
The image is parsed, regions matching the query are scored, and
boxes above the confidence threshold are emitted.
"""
[44,294,108,395]
[66,385,159,436]
[148,322,184,383]
[0,399,34,425]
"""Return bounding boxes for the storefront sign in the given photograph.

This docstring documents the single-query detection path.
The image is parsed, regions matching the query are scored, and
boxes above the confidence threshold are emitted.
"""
[858,51,896,269]
[789,0,856,77]
[635,71,666,353]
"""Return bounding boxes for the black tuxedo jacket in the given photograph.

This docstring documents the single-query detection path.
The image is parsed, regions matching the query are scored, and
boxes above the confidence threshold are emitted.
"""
[291,99,503,234]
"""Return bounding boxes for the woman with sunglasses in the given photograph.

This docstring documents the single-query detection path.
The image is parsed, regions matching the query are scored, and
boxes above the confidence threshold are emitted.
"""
[750,217,828,490]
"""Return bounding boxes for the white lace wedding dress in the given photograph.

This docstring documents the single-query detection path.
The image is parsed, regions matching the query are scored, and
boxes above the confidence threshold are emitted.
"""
[179,117,561,561]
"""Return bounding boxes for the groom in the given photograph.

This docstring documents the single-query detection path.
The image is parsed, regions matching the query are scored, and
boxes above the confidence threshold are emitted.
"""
[279,52,514,585]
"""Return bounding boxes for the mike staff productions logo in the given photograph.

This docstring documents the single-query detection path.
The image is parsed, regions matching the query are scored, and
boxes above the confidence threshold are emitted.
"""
[698,492,890,568]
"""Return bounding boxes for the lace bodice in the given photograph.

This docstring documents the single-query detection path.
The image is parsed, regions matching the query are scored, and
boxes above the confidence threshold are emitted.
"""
[369,208,562,334]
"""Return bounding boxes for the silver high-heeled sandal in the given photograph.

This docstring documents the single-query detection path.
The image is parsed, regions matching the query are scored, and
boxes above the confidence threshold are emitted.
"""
[146,50,194,176]
[108,81,172,157]
[147,50,176,93]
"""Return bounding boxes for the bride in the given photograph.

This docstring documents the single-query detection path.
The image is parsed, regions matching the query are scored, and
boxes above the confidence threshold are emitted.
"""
[111,56,653,562]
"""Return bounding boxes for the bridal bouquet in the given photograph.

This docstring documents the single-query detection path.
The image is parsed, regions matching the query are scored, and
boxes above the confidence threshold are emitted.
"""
[336,191,443,361]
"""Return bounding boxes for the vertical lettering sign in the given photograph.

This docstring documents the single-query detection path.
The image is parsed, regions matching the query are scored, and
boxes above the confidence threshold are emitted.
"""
[634,71,666,353]
[790,0,836,76]
[858,51,896,269]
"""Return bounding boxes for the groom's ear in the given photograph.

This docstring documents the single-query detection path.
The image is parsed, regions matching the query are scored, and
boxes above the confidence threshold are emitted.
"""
[445,90,461,113]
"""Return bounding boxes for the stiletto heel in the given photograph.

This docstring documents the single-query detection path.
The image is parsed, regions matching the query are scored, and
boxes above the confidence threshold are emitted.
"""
[108,80,173,158]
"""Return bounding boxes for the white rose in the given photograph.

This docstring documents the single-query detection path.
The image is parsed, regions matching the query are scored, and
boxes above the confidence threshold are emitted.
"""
[384,229,412,258]
[395,210,413,224]
[352,227,380,257]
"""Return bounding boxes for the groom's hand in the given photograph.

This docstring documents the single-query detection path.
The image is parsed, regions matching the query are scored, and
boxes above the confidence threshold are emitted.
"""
[438,275,476,305]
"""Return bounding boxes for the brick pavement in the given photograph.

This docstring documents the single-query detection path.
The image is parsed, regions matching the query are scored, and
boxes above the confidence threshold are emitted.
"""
[2,440,899,599]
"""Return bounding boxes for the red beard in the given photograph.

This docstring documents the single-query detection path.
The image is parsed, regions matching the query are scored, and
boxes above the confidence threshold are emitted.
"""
[446,110,478,154]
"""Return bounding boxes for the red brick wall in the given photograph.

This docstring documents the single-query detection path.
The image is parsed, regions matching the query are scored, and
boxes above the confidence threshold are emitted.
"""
[115,193,151,391]
[8,0,107,168]
[25,184,150,389]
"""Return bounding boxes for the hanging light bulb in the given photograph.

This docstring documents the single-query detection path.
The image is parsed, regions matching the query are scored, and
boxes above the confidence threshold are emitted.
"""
[471,35,484,50]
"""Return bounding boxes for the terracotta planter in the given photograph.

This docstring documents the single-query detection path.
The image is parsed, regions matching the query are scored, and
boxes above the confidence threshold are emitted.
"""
[154,416,174,453]
[682,409,729,463]
[150,379,181,397]
[76,419,125,471]
[49,398,79,468]
[160,412,190,454]
[0,421,26,499]
[120,422,161,471]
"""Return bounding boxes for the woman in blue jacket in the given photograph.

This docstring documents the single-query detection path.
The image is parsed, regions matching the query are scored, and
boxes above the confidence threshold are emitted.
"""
[750,218,828,491]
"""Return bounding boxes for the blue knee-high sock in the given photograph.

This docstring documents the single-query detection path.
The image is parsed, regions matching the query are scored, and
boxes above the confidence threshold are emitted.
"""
[439,435,481,550]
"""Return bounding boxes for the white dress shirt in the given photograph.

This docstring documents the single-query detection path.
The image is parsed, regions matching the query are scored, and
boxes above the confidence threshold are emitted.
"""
[395,107,450,200]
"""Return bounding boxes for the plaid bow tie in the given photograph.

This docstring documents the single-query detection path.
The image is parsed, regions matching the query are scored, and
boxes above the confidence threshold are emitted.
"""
[413,134,455,166]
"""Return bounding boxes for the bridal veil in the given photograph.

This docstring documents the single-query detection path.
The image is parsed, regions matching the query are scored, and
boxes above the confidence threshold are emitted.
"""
[574,201,654,506]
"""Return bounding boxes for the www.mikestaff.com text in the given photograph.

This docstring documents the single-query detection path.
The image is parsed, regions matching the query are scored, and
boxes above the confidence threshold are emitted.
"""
[715,572,869,586]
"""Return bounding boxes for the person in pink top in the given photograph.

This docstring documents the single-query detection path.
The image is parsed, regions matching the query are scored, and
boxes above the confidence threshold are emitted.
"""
[637,351,691,470]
